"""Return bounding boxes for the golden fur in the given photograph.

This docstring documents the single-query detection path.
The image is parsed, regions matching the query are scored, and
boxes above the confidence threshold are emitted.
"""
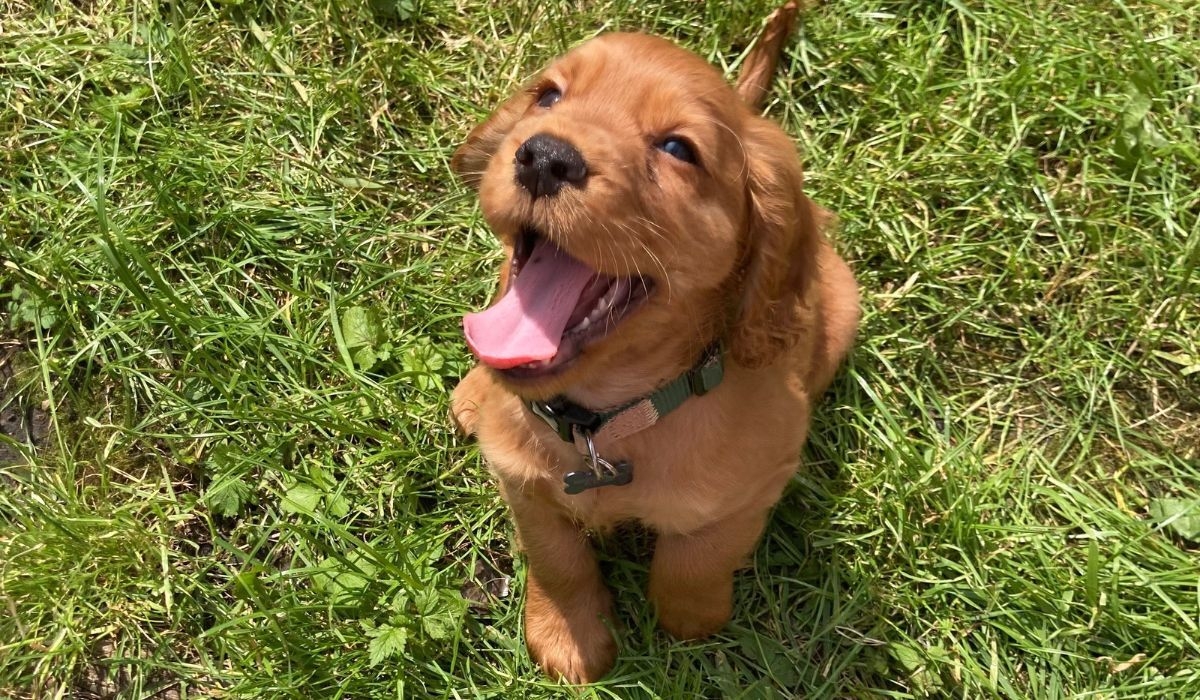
[450,32,860,683]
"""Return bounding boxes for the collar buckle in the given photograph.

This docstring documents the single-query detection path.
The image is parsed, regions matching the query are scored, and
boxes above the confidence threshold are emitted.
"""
[530,398,602,442]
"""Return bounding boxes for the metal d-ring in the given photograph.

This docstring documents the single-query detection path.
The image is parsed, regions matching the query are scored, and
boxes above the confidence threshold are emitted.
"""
[562,428,634,495]
[581,430,616,477]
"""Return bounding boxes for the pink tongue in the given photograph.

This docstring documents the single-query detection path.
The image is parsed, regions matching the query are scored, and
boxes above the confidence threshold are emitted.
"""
[463,239,596,369]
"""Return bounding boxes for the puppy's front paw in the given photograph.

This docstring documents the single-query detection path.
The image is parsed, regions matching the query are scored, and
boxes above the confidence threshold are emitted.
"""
[525,585,617,683]
[449,400,479,437]
[449,368,487,436]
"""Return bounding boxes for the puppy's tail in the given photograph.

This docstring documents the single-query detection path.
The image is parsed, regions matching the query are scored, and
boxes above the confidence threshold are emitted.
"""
[735,0,803,110]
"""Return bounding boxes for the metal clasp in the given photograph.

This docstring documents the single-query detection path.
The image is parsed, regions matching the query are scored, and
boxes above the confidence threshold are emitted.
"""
[689,344,724,396]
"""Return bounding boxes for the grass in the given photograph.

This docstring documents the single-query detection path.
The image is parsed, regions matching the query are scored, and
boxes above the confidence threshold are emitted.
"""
[1,0,1198,696]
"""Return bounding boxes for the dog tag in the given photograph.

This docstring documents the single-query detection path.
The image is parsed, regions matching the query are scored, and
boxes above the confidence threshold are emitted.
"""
[563,460,633,495]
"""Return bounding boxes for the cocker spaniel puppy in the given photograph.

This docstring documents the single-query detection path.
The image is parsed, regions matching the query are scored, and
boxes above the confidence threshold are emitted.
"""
[450,28,859,683]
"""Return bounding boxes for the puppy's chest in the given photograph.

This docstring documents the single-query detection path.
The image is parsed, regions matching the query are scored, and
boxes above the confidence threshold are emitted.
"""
[543,427,759,534]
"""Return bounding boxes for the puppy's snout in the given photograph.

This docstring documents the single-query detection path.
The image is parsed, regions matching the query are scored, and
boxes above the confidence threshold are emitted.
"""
[514,134,588,199]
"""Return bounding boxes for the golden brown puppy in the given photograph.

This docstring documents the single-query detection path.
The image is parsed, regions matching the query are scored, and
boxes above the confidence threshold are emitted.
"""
[450,30,859,683]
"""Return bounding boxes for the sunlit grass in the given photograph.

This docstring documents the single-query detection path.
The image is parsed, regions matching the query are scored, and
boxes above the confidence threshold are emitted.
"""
[2,0,1197,697]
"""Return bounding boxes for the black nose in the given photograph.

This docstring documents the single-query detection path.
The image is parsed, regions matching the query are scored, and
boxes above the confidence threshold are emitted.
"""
[514,134,588,199]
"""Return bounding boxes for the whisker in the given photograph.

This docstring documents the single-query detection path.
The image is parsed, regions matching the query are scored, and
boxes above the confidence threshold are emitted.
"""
[621,221,672,303]
[694,115,750,181]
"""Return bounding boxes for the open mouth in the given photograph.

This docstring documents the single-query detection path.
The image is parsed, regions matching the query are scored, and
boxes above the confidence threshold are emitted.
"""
[463,229,654,379]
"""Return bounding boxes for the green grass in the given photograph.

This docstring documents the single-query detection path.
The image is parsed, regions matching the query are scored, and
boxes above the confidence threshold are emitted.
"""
[2,0,1198,696]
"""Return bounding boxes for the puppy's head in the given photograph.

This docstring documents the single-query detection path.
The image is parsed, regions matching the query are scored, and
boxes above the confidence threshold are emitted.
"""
[455,33,823,396]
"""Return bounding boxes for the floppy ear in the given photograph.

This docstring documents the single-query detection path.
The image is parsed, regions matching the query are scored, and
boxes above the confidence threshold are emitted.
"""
[730,117,827,369]
[451,89,532,189]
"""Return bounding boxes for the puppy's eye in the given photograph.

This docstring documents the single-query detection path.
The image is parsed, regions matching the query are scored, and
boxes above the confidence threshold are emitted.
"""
[659,136,697,164]
[536,88,562,108]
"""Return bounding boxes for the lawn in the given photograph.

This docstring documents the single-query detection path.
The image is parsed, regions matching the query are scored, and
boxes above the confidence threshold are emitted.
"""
[2,0,1198,697]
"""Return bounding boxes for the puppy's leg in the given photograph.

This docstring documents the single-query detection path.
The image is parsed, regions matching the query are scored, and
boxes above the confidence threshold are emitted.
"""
[505,485,617,683]
[648,507,770,640]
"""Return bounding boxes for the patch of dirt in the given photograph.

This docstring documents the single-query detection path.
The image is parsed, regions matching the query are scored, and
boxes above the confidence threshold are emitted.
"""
[14,636,211,700]
[0,344,51,467]
[459,543,513,612]
[74,638,183,700]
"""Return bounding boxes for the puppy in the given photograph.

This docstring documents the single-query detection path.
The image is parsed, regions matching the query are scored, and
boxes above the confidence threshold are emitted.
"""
[450,25,859,684]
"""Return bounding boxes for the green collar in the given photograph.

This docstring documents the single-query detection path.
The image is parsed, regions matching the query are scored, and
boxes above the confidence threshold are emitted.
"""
[528,344,725,494]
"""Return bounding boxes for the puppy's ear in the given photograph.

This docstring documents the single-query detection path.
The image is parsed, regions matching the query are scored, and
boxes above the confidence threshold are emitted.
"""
[730,117,827,369]
[451,90,531,189]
